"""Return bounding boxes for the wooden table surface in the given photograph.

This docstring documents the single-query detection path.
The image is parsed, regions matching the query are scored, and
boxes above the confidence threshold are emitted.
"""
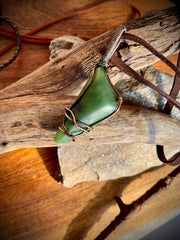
[0,0,179,239]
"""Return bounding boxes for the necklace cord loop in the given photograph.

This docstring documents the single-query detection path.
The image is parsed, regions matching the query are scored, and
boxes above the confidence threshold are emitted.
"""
[0,16,21,71]
[111,32,180,166]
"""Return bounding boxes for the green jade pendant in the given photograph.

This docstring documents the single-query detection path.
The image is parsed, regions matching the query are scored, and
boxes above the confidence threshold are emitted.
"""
[54,25,126,143]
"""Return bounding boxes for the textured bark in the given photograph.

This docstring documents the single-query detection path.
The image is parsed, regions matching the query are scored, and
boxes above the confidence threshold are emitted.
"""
[0,7,180,153]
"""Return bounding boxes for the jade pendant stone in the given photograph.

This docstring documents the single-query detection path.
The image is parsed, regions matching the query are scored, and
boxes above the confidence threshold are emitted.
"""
[54,66,120,143]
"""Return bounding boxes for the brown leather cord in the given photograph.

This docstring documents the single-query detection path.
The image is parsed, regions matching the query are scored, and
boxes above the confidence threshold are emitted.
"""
[111,55,180,110]
[111,32,180,166]
[156,53,180,166]
[122,33,180,76]
[163,53,180,114]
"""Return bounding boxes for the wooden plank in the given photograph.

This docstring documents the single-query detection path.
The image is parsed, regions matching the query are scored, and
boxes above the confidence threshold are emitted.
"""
[0,148,179,240]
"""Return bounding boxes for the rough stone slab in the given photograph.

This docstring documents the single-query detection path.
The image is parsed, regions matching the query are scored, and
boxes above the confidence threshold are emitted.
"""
[115,66,180,119]
[58,143,179,188]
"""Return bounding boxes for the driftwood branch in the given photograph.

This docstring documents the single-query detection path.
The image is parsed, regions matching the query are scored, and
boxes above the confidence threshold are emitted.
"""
[0,7,180,153]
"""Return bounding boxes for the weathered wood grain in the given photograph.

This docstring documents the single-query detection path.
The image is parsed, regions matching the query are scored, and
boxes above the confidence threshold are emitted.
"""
[0,147,179,240]
[0,0,174,89]
[0,7,180,153]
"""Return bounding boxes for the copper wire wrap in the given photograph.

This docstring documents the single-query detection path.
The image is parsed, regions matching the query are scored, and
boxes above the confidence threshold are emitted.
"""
[58,108,93,141]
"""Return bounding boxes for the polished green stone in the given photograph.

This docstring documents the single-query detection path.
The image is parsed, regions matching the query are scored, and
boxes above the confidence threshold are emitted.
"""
[54,66,120,143]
